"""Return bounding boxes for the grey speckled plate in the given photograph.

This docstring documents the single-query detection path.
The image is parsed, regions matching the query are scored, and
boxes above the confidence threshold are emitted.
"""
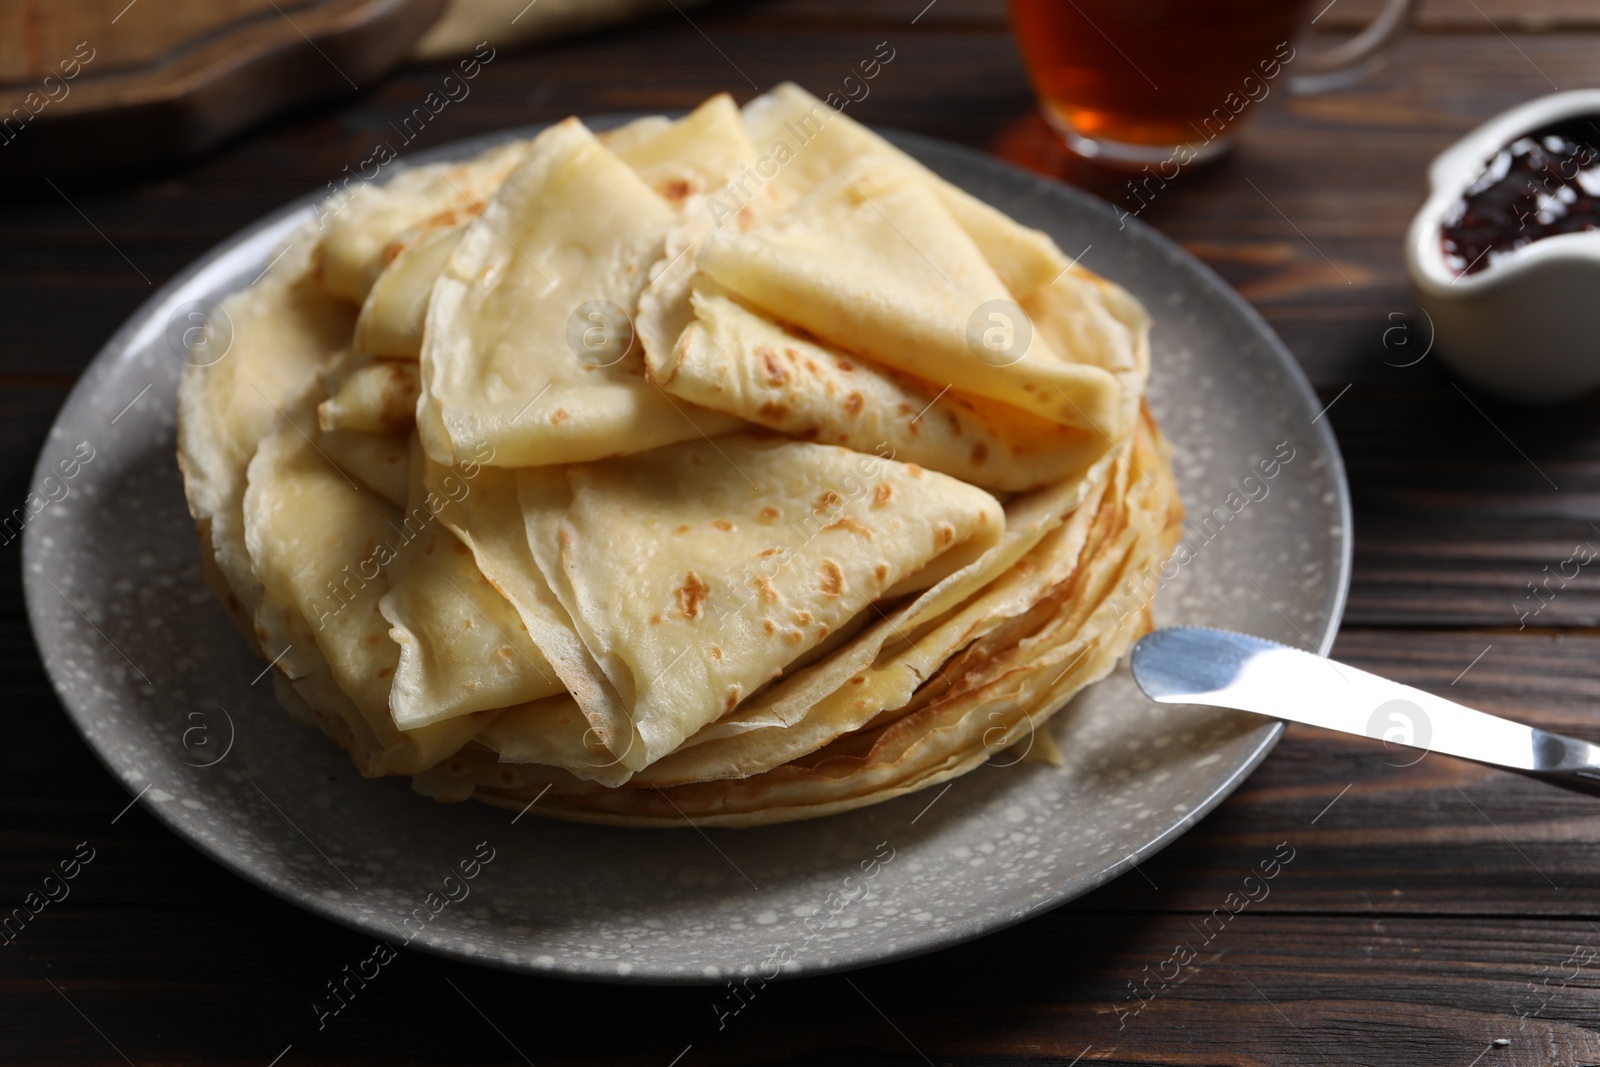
[23,123,1349,985]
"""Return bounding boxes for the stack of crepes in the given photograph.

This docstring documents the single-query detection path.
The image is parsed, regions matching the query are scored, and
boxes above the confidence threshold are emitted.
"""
[177,85,1183,827]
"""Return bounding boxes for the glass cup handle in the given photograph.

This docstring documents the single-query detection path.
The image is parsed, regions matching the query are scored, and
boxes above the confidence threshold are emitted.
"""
[1288,0,1419,94]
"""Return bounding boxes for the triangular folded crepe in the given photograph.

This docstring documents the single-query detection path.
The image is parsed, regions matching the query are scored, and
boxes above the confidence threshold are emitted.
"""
[453,431,1108,793]
[379,446,565,730]
[417,117,746,468]
[451,405,1180,825]
[314,140,527,304]
[605,92,756,206]
[353,96,757,363]
[241,399,491,776]
[353,222,465,358]
[630,444,1117,787]
[458,428,1109,792]
[316,428,409,508]
[740,86,1154,406]
[738,82,1070,301]
[419,456,640,771]
[476,694,636,788]
[177,225,355,655]
[596,115,671,153]
[515,433,1005,767]
[652,288,1109,491]
[695,161,1123,435]
[620,443,1117,788]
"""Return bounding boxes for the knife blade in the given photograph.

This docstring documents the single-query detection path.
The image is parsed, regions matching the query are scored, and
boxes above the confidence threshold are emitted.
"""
[1129,627,1600,795]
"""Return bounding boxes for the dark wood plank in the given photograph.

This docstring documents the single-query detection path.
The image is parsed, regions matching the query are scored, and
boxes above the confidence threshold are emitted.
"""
[1336,0,1600,28]
[6,896,1599,1064]
[705,0,1600,31]
[1335,387,1600,628]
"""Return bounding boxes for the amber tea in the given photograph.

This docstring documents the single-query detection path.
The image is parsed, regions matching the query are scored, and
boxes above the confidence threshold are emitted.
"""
[1009,0,1313,164]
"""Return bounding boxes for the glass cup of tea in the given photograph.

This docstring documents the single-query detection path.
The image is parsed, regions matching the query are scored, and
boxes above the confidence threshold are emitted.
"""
[1010,0,1418,166]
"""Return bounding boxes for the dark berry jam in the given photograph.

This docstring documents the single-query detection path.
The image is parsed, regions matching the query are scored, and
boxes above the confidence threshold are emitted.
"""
[1440,116,1600,275]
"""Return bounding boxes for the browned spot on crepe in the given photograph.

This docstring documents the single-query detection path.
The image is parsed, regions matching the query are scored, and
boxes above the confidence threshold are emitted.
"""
[757,345,788,385]
[675,571,709,619]
[819,559,843,598]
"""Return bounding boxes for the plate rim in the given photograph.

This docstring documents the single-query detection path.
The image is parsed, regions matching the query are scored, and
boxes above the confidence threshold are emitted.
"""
[23,118,1351,985]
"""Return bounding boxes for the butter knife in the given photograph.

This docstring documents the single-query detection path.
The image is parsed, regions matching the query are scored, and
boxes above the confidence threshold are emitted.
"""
[1129,627,1600,795]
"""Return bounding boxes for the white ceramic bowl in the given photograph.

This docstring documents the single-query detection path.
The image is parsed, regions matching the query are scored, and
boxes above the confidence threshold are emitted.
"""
[1407,89,1600,404]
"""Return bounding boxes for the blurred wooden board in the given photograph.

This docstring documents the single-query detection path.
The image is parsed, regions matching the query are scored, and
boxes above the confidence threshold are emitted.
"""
[0,0,443,176]
[0,0,287,82]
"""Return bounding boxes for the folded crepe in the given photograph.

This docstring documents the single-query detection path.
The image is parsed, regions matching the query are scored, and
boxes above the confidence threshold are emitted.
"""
[354,94,756,362]
[316,427,410,508]
[419,457,639,774]
[417,117,747,468]
[177,87,1181,829]
[313,140,528,305]
[517,432,1005,767]
[605,92,755,206]
[379,444,565,730]
[731,82,1147,432]
[176,224,356,655]
[738,82,1070,301]
[696,159,1123,436]
[353,222,466,358]
[241,384,495,776]
[651,288,1108,491]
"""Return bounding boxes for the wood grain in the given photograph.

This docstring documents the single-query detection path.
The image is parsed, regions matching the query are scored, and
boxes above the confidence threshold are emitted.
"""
[707,0,1600,30]
[0,0,288,82]
[0,0,444,177]
[3,0,1600,1062]
[1326,0,1600,31]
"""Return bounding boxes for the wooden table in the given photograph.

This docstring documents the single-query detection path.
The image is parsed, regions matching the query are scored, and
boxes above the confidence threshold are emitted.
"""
[4,1,1600,1063]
